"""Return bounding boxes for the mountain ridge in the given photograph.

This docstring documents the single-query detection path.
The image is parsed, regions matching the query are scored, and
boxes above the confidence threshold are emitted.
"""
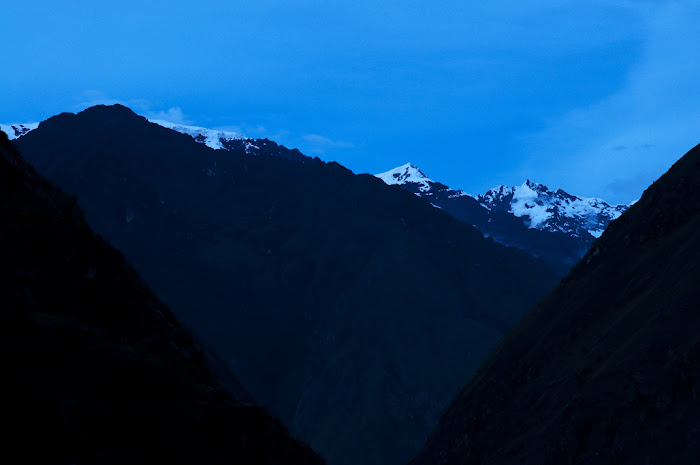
[375,162,628,274]
[15,104,559,465]
[408,141,700,465]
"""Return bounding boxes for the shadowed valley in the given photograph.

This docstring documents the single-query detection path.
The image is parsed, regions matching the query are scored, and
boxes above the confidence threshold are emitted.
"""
[409,142,700,464]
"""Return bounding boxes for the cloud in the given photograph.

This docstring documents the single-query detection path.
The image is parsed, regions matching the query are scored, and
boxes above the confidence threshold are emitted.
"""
[71,91,195,125]
[146,107,193,125]
[517,0,700,204]
[214,124,269,139]
[301,134,354,154]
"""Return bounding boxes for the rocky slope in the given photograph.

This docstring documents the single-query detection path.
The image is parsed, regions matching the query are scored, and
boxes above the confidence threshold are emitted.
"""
[409,142,700,465]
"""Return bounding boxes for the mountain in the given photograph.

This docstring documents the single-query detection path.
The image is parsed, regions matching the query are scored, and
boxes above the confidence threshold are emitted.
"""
[409,141,700,465]
[2,118,310,162]
[478,180,627,239]
[376,163,628,274]
[151,119,311,163]
[0,122,39,139]
[14,105,559,465]
[0,130,323,464]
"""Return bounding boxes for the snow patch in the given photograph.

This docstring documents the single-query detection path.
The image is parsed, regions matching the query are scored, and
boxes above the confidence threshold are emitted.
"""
[480,180,627,236]
[375,163,434,192]
[448,190,474,199]
[150,119,245,150]
[510,182,553,229]
[244,141,260,153]
[479,185,515,210]
[0,122,39,140]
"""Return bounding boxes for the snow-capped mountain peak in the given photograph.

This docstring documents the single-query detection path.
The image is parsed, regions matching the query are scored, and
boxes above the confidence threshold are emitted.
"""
[1,122,39,140]
[479,180,627,238]
[149,120,245,150]
[375,163,435,192]
[374,163,629,273]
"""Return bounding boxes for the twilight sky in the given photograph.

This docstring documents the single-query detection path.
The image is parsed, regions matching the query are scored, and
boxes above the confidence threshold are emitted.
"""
[2,0,698,204]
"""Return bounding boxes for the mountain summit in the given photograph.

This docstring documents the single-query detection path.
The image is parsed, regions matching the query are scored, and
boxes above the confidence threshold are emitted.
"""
[375,164,627,274]
[376,163,441,192]
[478,179,627,238]
[15,104,559,465]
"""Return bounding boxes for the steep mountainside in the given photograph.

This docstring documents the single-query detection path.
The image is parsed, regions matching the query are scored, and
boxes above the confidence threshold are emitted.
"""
[0,130,323,465]
[376,164,627,274]
[409,142,700,465]
[16,105,559,465]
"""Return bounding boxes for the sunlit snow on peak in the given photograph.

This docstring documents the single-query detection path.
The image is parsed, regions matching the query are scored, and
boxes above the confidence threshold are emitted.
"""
[149,120,245,150]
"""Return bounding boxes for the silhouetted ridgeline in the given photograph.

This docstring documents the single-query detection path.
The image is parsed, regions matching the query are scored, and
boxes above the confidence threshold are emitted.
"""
[0,130,323,464]
[409,142,700,465]
[16,105,559,465]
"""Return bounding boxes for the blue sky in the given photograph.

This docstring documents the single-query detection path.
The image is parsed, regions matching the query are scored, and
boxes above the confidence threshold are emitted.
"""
[2,1,698,204]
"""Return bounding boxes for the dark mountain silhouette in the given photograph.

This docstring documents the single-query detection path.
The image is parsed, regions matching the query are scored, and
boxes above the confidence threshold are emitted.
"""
[0,130,323,464]
[15,105,559,465]
[409,142,700,465]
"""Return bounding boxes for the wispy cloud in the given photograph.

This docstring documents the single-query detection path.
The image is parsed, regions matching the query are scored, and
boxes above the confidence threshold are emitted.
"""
[517,0,700,204]
[301,134,354,154]
[72,91,147,114]
[147,107,193,125]
[214,124,269,139]
[72,91,194,125]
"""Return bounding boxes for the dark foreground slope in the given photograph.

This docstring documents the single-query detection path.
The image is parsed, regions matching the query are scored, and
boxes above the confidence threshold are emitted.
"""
[0,131,323,464]
[16,105,558,465]
[410,142,700,465]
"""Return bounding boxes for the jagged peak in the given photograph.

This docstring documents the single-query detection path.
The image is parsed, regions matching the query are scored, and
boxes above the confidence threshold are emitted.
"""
[375,163,434,192]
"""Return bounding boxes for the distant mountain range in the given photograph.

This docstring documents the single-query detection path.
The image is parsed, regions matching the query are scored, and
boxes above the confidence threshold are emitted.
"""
[376,163,629,274]
[409,141,700,465]
[5,118,626,275]
[11,105,558,465]
[5,107,696,465]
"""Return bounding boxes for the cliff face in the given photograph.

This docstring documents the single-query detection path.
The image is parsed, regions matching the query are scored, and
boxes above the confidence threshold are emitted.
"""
[409,143,700,465]
[0,130,323,464]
